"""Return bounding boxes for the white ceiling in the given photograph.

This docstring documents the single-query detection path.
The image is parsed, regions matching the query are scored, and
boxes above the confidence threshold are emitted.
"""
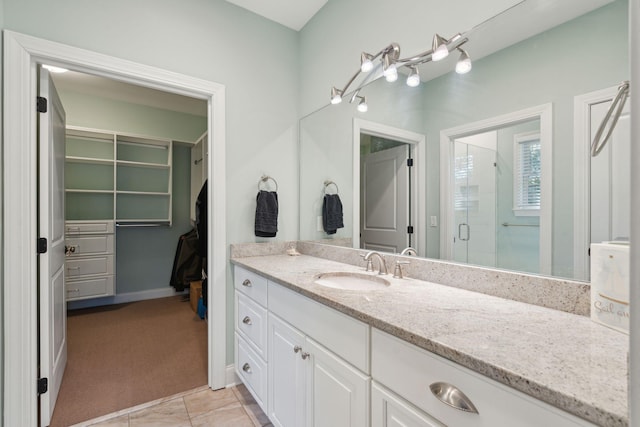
[223,0,328,31]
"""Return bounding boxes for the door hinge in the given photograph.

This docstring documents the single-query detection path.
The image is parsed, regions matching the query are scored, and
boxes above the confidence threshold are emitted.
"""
[37,96,48,113]
[588,247,591,256]
[407,158,414,167]
[38,378,48,395]
[37,237,48,254]
[407,226,414,234]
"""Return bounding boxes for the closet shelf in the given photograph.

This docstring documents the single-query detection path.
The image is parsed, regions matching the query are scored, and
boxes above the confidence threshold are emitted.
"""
[116,191,170,196]
[116,160,171,169]
[66,189,114,194]
[66,156,114,165]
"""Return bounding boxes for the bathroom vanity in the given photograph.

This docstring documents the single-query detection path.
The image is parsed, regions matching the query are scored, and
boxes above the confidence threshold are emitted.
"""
[231,243,628,427]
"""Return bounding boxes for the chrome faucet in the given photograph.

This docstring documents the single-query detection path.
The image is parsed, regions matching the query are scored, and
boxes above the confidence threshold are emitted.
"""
[364,251,388,275]
[400,247,417,256]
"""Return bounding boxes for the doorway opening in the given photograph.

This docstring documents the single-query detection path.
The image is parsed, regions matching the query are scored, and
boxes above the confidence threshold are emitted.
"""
[3,31,227,427]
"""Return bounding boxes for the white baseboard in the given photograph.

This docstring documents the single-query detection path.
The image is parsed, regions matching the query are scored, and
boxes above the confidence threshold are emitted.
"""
[67,287,188,310]
[226,364,241,387]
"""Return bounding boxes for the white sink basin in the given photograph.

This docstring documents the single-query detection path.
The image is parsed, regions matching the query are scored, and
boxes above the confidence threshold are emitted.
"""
[314,272,390,291]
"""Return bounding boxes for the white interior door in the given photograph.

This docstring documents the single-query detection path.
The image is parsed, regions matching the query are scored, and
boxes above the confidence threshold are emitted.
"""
[360,145,410,253]
[39,67,68,426]
[590,99,631,245]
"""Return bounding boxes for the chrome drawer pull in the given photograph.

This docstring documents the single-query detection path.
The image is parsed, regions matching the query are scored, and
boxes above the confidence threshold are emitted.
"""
[67,266,81,270]
[242,363,251,373]
[294,345,302,353]
[242,316,252,325]
[67,289,79,293]
[242,279,252,287]
[429,382,479,414]
[301,352,310,360]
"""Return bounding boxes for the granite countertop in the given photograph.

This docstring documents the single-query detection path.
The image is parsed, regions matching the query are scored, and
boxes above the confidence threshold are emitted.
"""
[231,254,629,427]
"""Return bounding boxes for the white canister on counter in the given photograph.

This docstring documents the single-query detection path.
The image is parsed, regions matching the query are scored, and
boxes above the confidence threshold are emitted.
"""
[590,242,630,334]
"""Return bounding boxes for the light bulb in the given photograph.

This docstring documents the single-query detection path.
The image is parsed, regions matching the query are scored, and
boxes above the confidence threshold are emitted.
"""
[455,50,472,74]
[357,98,368,112]
[360,53,374,73]
[384,64,398,82]
[330,87,343,105]
[406,67,420,87]
[431,34,449,62]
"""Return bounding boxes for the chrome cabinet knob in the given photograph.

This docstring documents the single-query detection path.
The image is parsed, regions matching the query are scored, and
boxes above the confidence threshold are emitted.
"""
[242,279,252,287]
[301,352,310,360]
[242,316,252,325]
[294,345,302,353]
[242,363,252,373]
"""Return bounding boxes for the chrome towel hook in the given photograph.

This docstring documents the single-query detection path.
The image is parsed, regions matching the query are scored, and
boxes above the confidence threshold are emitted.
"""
[323,180,339,195]
[259,175,278,192]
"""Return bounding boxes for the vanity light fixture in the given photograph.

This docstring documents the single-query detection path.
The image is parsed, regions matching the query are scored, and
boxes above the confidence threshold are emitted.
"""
[330,86,343,105]
[455,49,472,74]
[406,66,420,87]
[330,32,469,109]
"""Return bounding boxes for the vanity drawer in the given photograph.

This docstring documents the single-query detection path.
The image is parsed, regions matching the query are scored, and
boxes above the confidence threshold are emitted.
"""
[65,220,114,235]
[236,292,268,360]
[236,335,267,411]
[66,255,114,278]
[66,235,114,257]
[371,329,594,427]
[66,275,115,301]
[269,282,370,373]
[234,266,268,307]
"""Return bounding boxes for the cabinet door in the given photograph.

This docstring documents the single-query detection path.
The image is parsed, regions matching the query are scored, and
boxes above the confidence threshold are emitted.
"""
[268,314,306,427]
[305,338,370,427]
[372,382,444,427]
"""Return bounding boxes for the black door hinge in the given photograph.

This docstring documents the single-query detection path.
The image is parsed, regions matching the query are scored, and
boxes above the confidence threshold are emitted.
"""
[37,237,48,254]
[588,248,591,256]
[38,378,48,395]
[407,226,414,234]
[407,158,414,167]
[37,96,48,113]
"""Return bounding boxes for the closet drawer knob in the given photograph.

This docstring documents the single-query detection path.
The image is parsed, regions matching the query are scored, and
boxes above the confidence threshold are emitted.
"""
[294,345,302,353]
[242,363,252,373]
[301,352,310,360]
[242,279,252,287]
[429,382,479,414]
[242,316,252,325]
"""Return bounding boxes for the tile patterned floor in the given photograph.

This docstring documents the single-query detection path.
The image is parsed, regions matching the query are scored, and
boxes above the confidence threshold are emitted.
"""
[70,384,271,427]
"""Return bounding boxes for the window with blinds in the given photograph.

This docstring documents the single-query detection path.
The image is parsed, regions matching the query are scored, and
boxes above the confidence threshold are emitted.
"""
[513,132,541,216]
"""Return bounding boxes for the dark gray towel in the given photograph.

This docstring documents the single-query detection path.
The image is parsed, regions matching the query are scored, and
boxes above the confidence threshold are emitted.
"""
[322,194,344,235]
[255,190,278,237]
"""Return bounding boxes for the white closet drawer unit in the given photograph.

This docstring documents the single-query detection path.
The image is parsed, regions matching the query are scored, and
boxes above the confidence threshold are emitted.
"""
[65,220,115,235]
[371,329,595,427]
[236,292,268,360]
[269,282,370,373]
[234,266,268,307]
[66,276,115,300]
[66,235,114,257]
[66,255,114,278]
[372,381,445,427]
[236,335,267,410]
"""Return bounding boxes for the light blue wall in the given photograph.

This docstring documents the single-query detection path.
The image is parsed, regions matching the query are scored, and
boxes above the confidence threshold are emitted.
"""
[2,0,299,365]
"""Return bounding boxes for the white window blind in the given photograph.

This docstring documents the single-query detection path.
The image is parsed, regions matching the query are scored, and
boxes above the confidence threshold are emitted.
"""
[513,133,541,215]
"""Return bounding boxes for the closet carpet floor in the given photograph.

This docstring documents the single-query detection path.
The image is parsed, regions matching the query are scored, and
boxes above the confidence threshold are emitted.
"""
[50,295,208,427]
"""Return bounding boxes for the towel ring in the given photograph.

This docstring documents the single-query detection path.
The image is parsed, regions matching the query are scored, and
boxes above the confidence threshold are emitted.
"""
[259,175,278,192]
[324,180,339,195]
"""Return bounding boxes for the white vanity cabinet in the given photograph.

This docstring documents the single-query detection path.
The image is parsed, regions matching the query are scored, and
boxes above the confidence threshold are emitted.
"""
[371,328,595,427]
[234,265,370,427]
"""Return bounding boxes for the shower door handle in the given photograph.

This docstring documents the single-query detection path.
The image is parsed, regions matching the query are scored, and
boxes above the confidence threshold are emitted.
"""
[458,223,470,241]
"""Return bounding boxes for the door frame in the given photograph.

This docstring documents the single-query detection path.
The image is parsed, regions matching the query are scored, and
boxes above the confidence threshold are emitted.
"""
[352,118,425,254]
[439,103,553,275]
[573,85,620,281]
[3,30,227,426]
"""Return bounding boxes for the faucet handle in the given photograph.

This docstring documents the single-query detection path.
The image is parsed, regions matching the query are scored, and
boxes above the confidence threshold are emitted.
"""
[360,254,374,272]
[393,260,410,279]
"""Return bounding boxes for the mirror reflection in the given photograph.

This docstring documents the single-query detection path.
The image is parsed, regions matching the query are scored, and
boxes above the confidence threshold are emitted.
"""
[299,0,629,281]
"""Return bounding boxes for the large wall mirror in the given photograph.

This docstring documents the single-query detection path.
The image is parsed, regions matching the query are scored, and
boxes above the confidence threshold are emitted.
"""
[299,0,629,281]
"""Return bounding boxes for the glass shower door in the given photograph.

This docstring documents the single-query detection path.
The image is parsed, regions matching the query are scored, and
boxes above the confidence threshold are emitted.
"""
[452,133,497,267]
